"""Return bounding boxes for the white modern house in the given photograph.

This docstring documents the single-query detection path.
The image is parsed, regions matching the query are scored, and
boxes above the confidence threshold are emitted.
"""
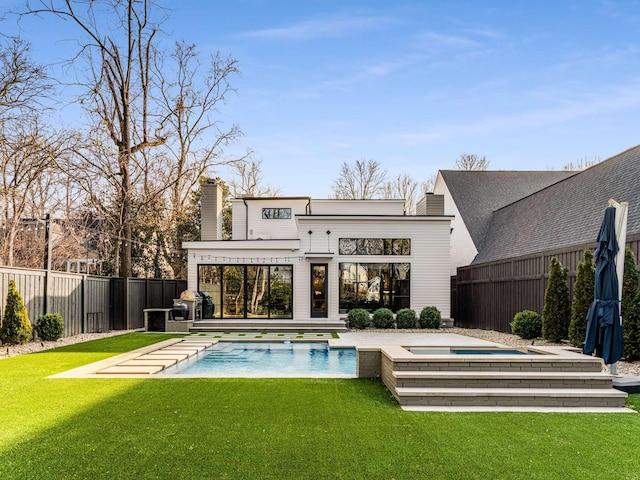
[183,181,453,328]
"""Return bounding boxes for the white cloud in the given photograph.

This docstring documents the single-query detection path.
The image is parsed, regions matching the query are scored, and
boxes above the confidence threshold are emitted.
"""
[414,31,482,50]
[240,14,392,40]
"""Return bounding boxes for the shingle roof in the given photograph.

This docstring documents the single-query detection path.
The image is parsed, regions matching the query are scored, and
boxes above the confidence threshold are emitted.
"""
[473,145,640,264]
[440,170,576,249]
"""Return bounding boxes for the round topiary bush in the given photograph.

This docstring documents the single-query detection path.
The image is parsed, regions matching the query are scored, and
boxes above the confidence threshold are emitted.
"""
[419,306,441,329]
[511,310,542,339]
[36,313,65,341]
[0,280,32,345]
[347,308,370,329]
[395,308,417,329]
[372,308,394,328]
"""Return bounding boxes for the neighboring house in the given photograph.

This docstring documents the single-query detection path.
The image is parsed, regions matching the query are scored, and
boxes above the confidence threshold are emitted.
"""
[183,181,453,324]
[450,144,640,331]
[434,170,575,274]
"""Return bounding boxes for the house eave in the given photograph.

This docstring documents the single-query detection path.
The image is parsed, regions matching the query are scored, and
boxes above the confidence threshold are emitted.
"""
[183,239,301,251]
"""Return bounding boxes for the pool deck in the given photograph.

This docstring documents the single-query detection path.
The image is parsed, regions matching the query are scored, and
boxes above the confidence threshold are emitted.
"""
[331,332,498,348]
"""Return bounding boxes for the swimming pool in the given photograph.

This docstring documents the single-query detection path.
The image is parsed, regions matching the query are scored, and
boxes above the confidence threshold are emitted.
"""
[157,341,357,377]
[408,347,544,355]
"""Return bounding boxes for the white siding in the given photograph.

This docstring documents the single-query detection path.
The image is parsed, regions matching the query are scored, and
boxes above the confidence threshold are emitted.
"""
[311,199,405,215]
[231,198,308,240]
[434,173,477,275]
[231,199,247,240]
[298,217,452,319]
[188,203,452,321]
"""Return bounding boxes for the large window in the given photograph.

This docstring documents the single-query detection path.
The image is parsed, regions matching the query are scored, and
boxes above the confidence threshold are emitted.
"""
[262,208,291,219]
[198,264,293,319]
[338,262,410,313]
[339,238,410,255]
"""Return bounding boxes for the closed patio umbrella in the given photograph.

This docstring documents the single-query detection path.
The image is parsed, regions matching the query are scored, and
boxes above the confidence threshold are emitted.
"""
[583,201,628,367]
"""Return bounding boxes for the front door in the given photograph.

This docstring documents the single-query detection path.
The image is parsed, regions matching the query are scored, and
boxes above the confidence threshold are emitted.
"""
[311,264,328,318]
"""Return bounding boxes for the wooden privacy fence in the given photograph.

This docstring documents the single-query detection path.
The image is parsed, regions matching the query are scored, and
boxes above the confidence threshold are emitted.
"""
[453,233,640,333]
[0,266,186,337]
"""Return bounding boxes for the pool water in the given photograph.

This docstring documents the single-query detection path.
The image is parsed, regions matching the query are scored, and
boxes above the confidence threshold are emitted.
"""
[410,348,543,355]
[158,342,356,376]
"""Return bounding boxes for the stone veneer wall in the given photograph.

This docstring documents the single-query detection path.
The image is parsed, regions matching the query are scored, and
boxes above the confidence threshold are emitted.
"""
[356,349,381,378]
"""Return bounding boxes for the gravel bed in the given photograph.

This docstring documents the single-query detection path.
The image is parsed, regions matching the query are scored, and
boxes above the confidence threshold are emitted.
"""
[2,327,639,376]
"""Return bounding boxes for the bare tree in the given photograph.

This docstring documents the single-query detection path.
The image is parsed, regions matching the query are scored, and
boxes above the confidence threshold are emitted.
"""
[0,37,64,266]
[0,118,71,266]
[455,153,490,170]
[228,158,281,197]
[156,41,248,275]
[25,0,171,276]
[422,173,437,193]
[331,158,388,200]
[0,37,50,117]
[383,174,419,214]
[562,156,601,171]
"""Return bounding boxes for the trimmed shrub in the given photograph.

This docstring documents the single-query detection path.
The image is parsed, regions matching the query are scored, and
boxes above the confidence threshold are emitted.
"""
[623,292,640,361]
[372,308,394,329]
[0,280,33,345]
[542,257,571,342]
[419,306,441,329]
[568,249,595,347]
[347,308,370,329]
[395,308,417,329]
[511,310,542,339]
[36,313,65,341]
[622,248,640,361]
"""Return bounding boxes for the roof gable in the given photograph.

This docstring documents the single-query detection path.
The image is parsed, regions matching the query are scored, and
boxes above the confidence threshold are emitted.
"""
[474,145,640,264]
[439,170,575,249]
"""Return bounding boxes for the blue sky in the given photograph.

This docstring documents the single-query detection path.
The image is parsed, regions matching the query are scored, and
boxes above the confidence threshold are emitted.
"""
[5,1,640,198]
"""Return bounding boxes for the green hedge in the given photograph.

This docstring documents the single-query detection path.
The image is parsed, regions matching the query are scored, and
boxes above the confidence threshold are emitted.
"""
[511,310,542,339]
[347,308,370,329]
[419,306,441,329]
[36,313,65,341]
[395,308,417,329]
[372,308,394,328]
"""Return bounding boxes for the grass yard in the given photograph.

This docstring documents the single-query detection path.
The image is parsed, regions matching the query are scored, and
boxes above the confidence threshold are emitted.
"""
[1,333,639,480]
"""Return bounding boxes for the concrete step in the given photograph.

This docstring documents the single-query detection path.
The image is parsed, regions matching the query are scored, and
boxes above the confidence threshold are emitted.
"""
[394,387,628,408]
[191,319,347,333]
[391,370,615,389]
[391,358,603,373]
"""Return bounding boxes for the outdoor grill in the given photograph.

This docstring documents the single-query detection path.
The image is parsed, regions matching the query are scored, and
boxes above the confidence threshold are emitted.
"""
[170,301,189,320]
[198,291,215,318]
[171,290,209,321]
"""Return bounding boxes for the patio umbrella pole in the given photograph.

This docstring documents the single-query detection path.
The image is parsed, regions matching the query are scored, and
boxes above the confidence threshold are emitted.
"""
[609,199,629,376]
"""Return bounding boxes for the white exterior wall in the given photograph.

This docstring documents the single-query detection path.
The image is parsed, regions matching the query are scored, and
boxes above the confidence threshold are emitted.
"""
[231,199,247,240]
[185,197,452,322]
[311,199,405,215]
[434,173,477,275]
[231,198,308,240]
[297,216,452,319]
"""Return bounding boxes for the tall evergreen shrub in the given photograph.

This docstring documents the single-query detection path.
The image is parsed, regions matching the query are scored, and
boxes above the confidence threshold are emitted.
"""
[0,280,33,345]
[542,257,571,342]
[568,249,595,347]
[622,248,640,360]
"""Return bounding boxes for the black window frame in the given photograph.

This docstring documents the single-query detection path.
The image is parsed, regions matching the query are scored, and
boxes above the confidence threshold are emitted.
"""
[261,207,292,219]
[339,238,411,255]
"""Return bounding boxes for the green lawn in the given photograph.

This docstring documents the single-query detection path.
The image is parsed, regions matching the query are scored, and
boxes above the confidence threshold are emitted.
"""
[1,333,639,480]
